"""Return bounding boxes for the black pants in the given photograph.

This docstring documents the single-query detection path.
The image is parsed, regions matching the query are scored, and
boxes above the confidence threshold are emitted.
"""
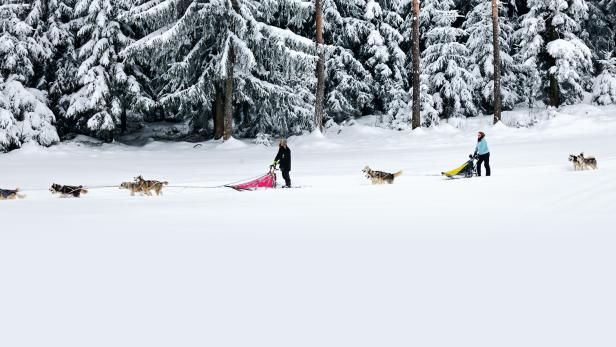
[477,153,491,176]
[281,170,291,187]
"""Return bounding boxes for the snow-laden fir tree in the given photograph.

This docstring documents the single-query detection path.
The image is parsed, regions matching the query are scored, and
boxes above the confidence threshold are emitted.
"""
[322,0,374,121]
[582,0,614,62]
[64,0,142,141]
[240,0,317,137]
[592,52,616,104]
[122,0,316,139]
[464,0,520,112]
[421,0,477,120]
[361,0,410,128]
[515,0,593,107]
[0,2,58,151]
[33,0,80,136]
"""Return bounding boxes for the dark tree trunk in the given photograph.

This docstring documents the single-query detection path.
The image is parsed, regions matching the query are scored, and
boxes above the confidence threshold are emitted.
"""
[411,0,421,129]
[223,0,241,140]
[491,0,502,124]
[315,0,325,132]
[214,83,224,140]
[546,19,560,107]
[223,45,235,140]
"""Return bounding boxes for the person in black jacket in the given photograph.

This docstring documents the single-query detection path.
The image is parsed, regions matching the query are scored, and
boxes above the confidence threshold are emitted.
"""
[274,138,292,188]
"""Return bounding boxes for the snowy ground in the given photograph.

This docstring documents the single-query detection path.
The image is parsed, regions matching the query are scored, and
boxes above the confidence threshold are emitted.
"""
[1,104,616,347]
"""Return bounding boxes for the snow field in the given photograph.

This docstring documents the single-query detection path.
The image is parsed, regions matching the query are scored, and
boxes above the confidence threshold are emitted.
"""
[1,105,615,347]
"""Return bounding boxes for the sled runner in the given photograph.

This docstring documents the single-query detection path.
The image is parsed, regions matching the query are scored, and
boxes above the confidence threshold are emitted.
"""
[226,166,277,191]
[442,155,477,179]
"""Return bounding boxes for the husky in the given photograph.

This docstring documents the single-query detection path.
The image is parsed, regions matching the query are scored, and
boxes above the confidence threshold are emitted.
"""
[569,154,584,171]
[120,181,149,196]
[134,175,168,196]
[578,153,598,170]
[0,188,26,200]
[362,166,403,185]
[50,184,88,198]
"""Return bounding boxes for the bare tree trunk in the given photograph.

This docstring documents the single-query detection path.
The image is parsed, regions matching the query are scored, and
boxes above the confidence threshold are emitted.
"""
[223,45,235,140]
[314,0,325,132]
[411,0,421,129]
[546,19,560,108]
[491,0,502,124]
[214,83,224,139]
[223,0,241,140]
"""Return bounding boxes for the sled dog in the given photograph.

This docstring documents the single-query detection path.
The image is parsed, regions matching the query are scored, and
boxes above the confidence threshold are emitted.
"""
[0,188,26,200]
[578,153,598,170]
[120,181,149,196]
[362,166,403,185]
[50,184,88,197]
[569,154,584,171]
[134,176,168,196]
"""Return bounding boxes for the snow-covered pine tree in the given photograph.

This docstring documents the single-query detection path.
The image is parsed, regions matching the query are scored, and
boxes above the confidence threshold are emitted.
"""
[0,1,59,151]
[582,0,614,63]
[34,0,80,136]
[592,52,616,104]
[321,0,374,121]
[464,0,519,113]
[421,0,477,121]
[122,0,316,139]
[246,0,317,137]
[64,0,139,141]
[361,0,410,129]
[515,0,593,107]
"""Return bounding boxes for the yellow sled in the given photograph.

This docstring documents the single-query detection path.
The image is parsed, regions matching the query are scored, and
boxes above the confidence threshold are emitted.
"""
[442,155,477,178]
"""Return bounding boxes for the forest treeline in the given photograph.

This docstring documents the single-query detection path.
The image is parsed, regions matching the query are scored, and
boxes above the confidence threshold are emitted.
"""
[1,0,616,151]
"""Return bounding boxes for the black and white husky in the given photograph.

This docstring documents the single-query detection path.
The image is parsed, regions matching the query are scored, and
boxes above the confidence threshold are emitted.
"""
[362,166,403,185]
[570,153,598,170]
[578,153,598,170]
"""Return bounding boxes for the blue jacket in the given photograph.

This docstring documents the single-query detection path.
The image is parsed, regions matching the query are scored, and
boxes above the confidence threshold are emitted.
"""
[475,138,489,155]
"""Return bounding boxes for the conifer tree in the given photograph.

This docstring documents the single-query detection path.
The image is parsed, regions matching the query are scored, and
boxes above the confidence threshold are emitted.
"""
[422,0,477,120]
[593,52,616,104]
[0,2,58,151]
[464,0,519,113]
[515,0,593,107]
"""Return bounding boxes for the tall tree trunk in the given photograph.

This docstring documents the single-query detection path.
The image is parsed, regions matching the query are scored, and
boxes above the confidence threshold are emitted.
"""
[314,0,325,132]
[411,0,421,129]
[223,45,235,140]
[223,0,241,140]
[546,19,560,107]
[491,0,502,124]
[214,83,224,140]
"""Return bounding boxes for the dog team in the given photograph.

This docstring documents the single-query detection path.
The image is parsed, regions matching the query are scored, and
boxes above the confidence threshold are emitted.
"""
[0,133,602,198]
[0,176,168,200]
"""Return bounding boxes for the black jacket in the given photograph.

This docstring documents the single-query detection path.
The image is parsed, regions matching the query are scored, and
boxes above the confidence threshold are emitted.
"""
[275,146,291,171]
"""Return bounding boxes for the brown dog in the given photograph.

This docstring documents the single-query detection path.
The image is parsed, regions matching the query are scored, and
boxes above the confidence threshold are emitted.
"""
[120,181,148,196]
[134,176,168,196]
[362,166,403,185]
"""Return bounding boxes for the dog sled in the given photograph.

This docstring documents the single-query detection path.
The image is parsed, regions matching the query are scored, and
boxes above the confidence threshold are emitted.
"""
[226,166,277,191]
[442,155,477,179]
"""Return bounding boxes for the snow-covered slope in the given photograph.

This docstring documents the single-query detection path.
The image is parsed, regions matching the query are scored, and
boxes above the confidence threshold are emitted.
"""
[1,105,615,347]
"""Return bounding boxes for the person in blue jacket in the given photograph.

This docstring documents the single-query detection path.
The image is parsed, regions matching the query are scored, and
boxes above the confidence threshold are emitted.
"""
[474,131,491,176]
